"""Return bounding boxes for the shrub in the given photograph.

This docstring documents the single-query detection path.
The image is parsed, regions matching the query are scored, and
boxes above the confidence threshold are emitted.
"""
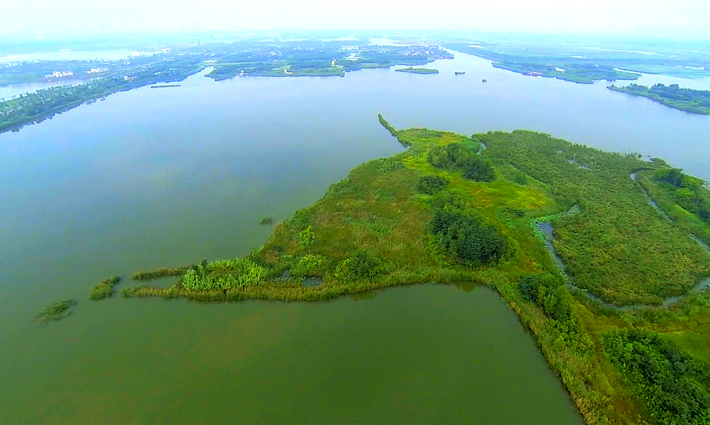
[299,226,315,248]
[519,274,571,322]
[181,258,267,291]
[415,175,449,195]
[334,251,387,282]
[379,157,404,172]
[292,254,326,277]
[429,210,508,266]
[427,143,496,182]
[89,276,121,300]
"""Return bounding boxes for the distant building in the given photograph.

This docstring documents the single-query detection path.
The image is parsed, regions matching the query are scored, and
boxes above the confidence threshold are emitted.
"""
[45,71,74,78]
[85,68,108,74]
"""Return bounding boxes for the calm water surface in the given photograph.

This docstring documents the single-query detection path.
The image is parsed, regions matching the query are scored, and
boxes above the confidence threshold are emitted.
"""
[2,50,709,424]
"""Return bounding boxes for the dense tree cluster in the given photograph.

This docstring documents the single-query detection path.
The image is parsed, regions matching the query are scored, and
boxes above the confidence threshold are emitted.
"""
[334,250,387,282]
[427,143,496,182]
[415,175,449,195]
[603,330,710,425]
[430,209,507,266]
[519,274,572,322]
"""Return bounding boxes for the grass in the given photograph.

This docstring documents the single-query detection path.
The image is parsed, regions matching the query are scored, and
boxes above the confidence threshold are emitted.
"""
[89,276,121,300]
[131,266,190,281]
[35,299,77,325]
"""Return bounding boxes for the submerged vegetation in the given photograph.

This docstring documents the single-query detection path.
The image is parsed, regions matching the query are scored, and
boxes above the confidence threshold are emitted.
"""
[609,84,710,115]
[35,300,76,325]
[89,276,121,300]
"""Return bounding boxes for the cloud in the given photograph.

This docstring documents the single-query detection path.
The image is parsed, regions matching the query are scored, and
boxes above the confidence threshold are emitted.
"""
[3,0,710,39]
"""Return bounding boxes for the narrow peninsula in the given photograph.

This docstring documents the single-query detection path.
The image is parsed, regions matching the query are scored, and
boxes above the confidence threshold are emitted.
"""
[609,83,710,115]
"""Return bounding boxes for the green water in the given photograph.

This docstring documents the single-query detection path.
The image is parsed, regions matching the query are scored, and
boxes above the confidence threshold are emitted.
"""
[2,285,581,424]
[3,49,709,423]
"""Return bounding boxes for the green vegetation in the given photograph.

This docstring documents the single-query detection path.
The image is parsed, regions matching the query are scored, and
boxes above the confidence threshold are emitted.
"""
[455,71,465,75]
[395,67,439,74]
[603,329,710,425]
[519,273,573,323]
[333,250,388,283]
[636,169,710,245]
[427,143,496,182]
[480,130,709,306]
[181,259,268,291]
[131,266,190,280]
[89,276,121,300]
[35,299,77,325]
[113,116,710,424]
[430,209,508,266]
[609,84,710,115]
[378,113,398,137]
[415,175,448,195]
[259,216,275,225]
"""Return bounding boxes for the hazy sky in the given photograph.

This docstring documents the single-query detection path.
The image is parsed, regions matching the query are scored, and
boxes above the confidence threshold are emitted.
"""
[3,0,710,39]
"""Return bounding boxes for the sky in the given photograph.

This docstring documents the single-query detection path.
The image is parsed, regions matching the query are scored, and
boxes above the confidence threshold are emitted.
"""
[2,0,710,40]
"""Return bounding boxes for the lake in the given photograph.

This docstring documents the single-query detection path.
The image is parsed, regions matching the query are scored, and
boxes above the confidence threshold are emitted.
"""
[1,49,709,424]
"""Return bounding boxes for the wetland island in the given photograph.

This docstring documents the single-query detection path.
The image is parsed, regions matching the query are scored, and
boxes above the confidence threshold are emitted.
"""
[104,115,710,425]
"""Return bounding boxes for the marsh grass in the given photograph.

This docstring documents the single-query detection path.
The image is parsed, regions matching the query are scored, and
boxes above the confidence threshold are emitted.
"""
[131,266,190,281]
[89,276,121,300]
[35,299,76,325]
